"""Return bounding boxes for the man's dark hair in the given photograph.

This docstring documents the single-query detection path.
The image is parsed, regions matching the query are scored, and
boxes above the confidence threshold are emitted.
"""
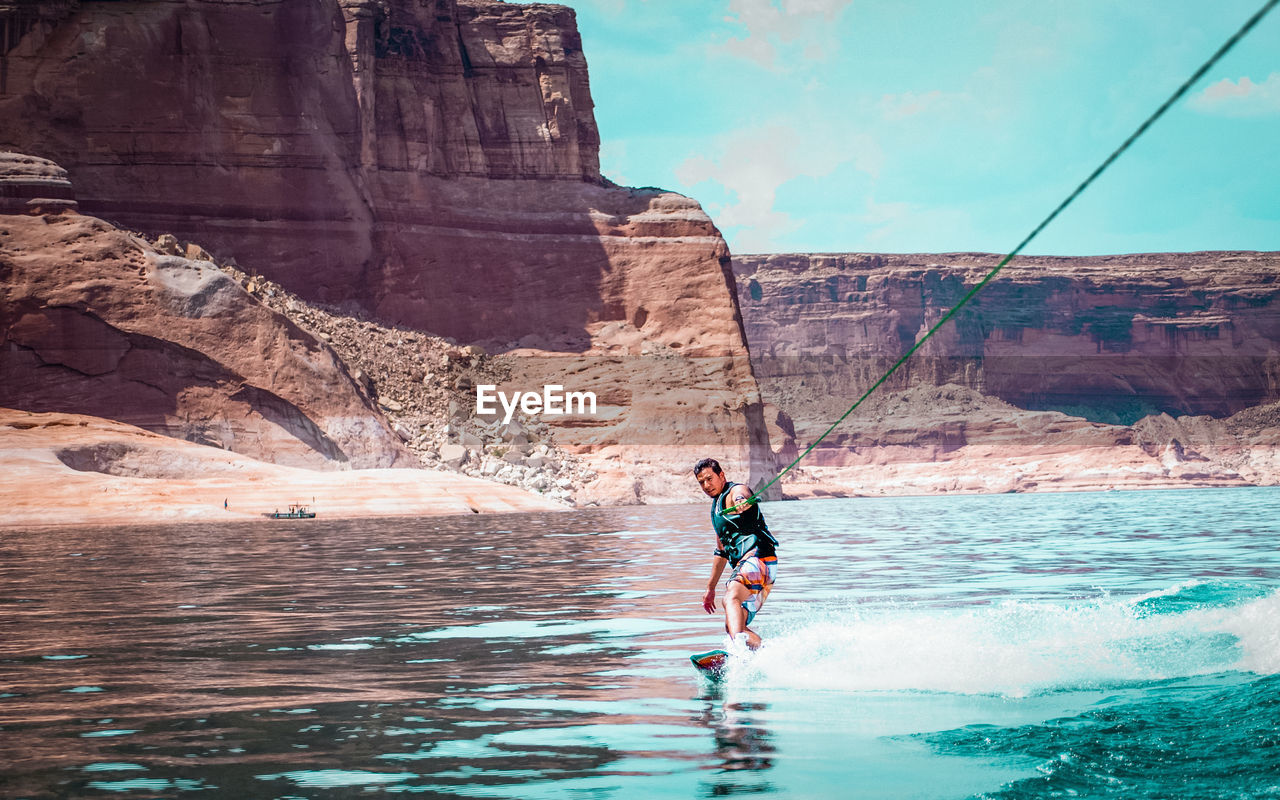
[693,458,722,475]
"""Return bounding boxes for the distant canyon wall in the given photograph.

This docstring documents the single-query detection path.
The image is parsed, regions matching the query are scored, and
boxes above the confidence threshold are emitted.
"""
[735,252,1280,421]
[733,252,1280,494]
[0,0,771,493]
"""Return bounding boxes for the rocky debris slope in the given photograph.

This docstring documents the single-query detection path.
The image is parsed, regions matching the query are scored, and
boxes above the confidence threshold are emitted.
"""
[734,252,1280,496]
[210,254,594,506]
[0,408,562,528]
[0,0,773,500]
[0,193,407,469]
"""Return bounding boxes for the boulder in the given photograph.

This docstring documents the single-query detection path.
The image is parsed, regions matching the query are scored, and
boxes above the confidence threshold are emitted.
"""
[153,234,183,256]
[185,243,215,262]
[438,443,467,468]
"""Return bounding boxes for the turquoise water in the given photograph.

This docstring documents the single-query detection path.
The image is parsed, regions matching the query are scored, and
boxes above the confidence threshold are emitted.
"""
[2,487,1279,798]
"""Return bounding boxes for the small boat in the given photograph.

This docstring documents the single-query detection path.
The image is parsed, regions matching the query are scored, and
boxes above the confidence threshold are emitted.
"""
[270,503,316,519]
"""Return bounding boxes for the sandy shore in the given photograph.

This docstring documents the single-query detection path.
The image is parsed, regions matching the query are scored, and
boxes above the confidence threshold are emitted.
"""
[0,409,564,529]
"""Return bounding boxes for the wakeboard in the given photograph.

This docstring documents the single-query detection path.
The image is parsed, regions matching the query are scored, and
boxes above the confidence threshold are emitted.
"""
[689,649,731,678]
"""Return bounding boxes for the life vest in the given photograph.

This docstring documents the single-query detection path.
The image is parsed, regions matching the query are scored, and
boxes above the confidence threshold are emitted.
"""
[711,481,778,566]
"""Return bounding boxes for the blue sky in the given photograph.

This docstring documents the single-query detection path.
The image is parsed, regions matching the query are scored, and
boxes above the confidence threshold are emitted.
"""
[570,0,1280,256]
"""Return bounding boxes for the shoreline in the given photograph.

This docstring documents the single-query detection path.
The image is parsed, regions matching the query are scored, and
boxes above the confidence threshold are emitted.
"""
[6,408,1276,531]
[0,410,565,531]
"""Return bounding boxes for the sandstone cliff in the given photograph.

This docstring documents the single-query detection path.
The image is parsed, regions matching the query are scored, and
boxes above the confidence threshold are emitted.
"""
[733,252,1280,496]
[0,0,771,499]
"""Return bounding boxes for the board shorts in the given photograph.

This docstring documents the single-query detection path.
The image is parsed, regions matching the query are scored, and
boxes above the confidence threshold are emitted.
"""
[729,554,777,626]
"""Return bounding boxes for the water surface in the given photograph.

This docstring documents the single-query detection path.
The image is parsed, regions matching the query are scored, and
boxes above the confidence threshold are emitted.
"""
[3,488,1279,798]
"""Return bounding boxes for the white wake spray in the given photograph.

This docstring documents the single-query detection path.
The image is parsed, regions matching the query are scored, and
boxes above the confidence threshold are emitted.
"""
[736,584,1280,696]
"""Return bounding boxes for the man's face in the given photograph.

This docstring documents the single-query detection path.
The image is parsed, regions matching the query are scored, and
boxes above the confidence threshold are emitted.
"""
[695,467,727,498]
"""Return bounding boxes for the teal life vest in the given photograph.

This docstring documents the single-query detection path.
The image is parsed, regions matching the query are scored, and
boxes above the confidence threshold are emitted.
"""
[711,481,778,566]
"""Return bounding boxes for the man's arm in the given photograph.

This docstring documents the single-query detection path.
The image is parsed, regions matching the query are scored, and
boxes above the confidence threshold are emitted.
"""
[721,483,755,516]
[702,555,728,614]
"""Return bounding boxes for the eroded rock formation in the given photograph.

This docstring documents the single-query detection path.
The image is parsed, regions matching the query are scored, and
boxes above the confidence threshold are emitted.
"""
[0,0,771,498]
[0,152,77,214]
[0,195,408,469]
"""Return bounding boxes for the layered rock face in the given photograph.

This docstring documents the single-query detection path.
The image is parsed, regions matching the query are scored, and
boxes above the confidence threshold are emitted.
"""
[0,152,77,214]
[733,252,1280,495]
[0,194,408,470]
[0,0,771,496]
[736,252,1280,421]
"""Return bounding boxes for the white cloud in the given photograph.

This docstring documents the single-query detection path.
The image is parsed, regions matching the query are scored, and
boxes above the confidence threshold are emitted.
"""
[721,0,854,70]
[1189,73,1280,116]
[879,89,948,120]
[598,139,630,186]
[675,123,880,252]
[859,197,973,251]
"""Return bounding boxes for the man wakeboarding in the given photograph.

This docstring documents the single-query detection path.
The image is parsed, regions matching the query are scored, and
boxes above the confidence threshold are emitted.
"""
[694,458,778,655]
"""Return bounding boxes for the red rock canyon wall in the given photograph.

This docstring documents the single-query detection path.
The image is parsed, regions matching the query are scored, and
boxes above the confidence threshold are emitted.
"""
[0,0,772,495]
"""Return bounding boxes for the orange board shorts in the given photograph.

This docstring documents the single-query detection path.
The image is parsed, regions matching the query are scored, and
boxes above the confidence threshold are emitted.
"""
[729,554,777,626]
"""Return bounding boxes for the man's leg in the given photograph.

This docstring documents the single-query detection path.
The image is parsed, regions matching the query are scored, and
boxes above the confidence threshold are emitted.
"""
[723,581,762,649]
[723,580,749,635]
[723,556,775,651]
